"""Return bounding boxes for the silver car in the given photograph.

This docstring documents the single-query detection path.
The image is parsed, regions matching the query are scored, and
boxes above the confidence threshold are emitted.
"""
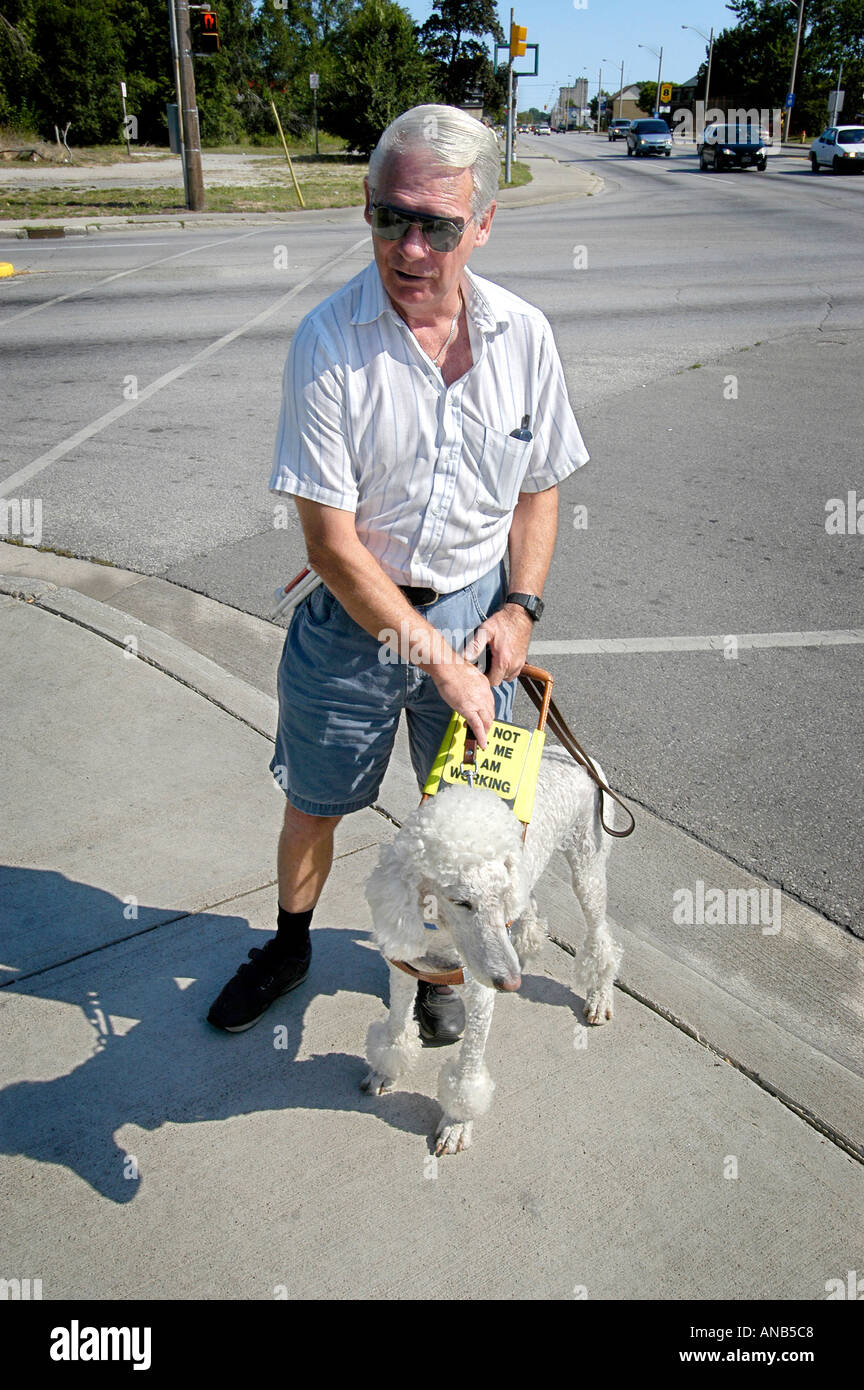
[626,118,672,157]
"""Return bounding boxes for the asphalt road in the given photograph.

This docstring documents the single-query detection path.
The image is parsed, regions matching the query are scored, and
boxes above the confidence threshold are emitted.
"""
[1,135,862,932]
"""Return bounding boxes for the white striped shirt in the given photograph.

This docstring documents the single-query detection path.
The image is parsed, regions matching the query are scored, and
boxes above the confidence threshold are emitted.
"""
[269,259,589,591]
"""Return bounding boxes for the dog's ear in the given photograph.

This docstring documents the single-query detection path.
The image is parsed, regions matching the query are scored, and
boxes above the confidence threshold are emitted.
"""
[364,838,429,961]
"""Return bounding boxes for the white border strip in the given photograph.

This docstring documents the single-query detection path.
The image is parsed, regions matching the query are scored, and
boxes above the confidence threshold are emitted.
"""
[531,630,864,655]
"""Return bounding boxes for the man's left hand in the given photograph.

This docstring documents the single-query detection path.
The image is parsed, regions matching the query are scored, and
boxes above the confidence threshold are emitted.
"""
[463,603,534,688]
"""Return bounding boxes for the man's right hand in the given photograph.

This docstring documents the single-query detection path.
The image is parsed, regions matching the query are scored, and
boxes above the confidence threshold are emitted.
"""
[430,660,495,748]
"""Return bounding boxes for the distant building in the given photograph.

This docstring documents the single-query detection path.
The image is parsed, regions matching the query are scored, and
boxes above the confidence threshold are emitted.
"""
[552,80,588,128]
[605,84,643,122]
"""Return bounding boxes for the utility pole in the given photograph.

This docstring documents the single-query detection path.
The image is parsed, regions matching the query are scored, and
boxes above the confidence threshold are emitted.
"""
[174,0,205,210]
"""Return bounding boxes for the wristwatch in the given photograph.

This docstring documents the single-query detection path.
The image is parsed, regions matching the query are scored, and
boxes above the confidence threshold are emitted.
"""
[506,592,544,622]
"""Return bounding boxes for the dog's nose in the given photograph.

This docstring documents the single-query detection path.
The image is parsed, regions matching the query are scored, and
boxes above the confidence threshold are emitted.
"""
[493,975,521,993]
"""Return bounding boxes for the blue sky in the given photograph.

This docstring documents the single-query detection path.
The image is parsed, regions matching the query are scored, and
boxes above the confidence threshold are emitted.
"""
[404,0,744,107]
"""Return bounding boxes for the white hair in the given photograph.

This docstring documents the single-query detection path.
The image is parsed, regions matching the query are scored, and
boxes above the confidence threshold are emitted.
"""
[368,104,500,217]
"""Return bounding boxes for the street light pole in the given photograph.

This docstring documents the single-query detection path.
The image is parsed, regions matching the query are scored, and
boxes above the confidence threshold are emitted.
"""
[681,24,714,129]
[603,59,625,121]
[786,0,806,144]
[638,43,663,119]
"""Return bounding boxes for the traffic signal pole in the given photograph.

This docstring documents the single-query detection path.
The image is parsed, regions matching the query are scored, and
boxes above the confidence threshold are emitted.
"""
[173,0,205,210]
[505,8,514,184]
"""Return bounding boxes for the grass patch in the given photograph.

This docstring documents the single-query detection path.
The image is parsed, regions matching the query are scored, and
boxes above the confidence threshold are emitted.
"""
[0,163,368,219]
[499,160,531,190]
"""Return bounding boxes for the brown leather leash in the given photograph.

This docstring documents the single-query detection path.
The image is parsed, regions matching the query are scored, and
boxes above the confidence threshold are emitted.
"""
[388,664,635,987]
[518,671,636,838]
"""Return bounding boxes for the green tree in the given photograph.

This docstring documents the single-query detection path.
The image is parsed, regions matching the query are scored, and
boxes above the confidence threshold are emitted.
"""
[253,0,352,140]
[419,0,505,110]
[320,0,433,154]
[108,0,174,146]
[25,0,124,143]
[0,1,39,130]
[699,0,864,135]
[636,81,657,115]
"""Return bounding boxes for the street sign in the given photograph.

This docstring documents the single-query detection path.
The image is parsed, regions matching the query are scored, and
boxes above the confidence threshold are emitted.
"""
[785,93,795,108]
[309,72,319,90]
[828,90,844,115]
[660,82,672,103]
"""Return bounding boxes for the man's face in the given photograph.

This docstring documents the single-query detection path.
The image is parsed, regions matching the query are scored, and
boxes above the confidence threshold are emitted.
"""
[364,151,495,320]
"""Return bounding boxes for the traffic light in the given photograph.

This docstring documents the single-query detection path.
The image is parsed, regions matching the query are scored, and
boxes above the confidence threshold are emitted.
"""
[509,22,527,60]
[199,9,220,55]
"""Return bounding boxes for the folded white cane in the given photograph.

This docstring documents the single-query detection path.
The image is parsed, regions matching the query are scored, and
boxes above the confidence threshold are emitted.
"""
[271,565,323,621]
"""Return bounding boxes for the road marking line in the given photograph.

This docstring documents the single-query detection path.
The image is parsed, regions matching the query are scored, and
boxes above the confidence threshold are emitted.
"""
[0,235,369,499]
[0,224,286,329]
[531,629,864,655]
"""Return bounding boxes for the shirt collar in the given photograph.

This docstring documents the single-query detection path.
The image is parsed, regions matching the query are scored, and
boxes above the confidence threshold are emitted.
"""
[351,261,509,335]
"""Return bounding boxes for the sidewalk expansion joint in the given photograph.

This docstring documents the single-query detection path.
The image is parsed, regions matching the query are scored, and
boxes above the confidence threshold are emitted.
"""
[550,932,864,1168]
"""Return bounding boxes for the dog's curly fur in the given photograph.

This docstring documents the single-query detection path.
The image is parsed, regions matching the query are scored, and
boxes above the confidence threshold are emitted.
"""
[362,746,622,1153]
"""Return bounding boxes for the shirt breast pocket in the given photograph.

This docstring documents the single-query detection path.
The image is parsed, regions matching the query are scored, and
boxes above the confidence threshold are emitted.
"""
[474,425,534,517]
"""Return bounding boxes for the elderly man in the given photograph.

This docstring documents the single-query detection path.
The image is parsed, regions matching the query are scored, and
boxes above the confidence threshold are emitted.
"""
[207,105,588,1040]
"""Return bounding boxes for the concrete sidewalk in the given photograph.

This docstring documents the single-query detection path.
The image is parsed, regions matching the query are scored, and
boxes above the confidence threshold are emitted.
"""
[0,543,862,1301]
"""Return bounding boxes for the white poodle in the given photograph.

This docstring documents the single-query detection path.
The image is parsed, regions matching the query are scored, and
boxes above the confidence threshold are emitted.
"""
[362,746,622,1154]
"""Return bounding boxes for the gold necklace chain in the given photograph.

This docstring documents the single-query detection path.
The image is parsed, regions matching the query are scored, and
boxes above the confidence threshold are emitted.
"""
[431,292,462,366]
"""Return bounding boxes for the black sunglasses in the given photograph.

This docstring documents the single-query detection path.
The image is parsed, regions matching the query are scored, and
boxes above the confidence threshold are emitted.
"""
[370,202,473,253]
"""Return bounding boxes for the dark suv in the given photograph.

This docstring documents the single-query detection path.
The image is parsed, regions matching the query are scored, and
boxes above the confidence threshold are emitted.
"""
[626,119,672,157]
[697,123,768,171]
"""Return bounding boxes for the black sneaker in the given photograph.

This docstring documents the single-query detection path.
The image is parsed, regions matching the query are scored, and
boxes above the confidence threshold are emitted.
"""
[207,939,311,1032]
[414,980,465,1046]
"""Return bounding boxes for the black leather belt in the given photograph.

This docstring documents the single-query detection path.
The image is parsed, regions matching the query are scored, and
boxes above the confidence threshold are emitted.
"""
[399,584,440,607]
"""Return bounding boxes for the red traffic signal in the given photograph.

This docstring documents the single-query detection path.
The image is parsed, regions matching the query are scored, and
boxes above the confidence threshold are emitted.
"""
[199,9,220,54]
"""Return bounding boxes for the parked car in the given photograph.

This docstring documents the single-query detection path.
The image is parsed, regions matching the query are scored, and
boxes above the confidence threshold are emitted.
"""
[810,126,864,173]
[608,119,631,142]
[697,123,768,171]
[626,119,672,157]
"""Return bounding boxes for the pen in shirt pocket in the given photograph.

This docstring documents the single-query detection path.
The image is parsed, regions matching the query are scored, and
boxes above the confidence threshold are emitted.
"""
[510,414,533,441]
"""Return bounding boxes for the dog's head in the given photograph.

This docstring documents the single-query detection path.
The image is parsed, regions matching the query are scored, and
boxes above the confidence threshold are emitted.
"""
[364,785,528,991]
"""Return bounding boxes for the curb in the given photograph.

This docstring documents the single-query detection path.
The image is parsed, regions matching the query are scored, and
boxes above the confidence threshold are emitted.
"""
[0,573,277,740]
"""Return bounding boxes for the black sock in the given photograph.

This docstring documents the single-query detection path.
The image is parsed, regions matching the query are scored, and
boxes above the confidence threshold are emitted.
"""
[275,906,314,959]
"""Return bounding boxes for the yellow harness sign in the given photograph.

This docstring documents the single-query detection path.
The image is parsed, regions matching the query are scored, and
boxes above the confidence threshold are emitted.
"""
[423,712,545,825]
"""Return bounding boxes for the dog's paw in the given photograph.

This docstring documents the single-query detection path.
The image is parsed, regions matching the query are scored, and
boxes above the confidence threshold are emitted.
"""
[360,1068,396,1096]
[584,989,614,1025]
[434,1117,473,1155]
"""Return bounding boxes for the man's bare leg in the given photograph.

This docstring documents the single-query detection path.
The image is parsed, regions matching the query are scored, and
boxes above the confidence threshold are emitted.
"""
[277,801,342,912]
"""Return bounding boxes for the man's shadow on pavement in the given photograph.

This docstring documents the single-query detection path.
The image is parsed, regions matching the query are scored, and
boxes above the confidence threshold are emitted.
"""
[0,867,444,1204]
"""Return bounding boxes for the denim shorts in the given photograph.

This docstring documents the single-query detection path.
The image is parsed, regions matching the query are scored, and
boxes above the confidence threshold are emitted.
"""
[269,560,515,815]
